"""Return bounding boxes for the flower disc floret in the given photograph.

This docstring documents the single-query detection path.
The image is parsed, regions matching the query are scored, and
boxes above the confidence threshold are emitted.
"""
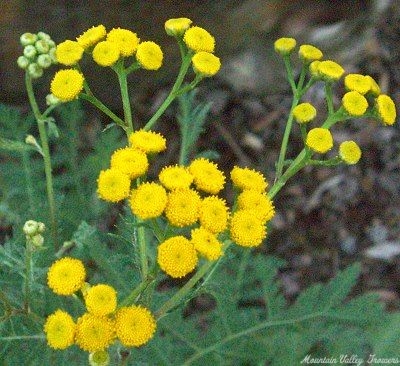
[298,44,323,62]
[85,284,117,317]
[115,306,156,347]
[293,103,317,123]
[230,166,268,192]
[184,26,215,53]
[165,17,192,36]
[92,41,120,67]
[47,257,86,296]
[44,310,76,350]
[188,158,225,194]
[159,165,193,190]
[274,37,296,55]
[165,188,201,227]
[97,168,131,203]
[56,40,84,66]
[129,182,167,220]
[77,25,107,49]
[110,147,148,179]
[192,51,221,77]
[230,210,266,247]
[376,94,396,126]
[306,128,333,154]
[342,91,368,116]
[75,313,115,352]
[237,190,275,222]
[136,41,163,70]
[317,60,345,81]
[129,129,166,153]
[50,69,84,101]
[344,74,371,95]
[199,196,229,234]
[107,28,140,57]
[191,227,223,261]
[339,141,362,165]
[157,236,198,278]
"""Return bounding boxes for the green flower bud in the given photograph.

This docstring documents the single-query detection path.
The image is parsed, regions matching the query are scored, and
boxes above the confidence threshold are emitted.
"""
[47,39,56,48]
[31,234,44,248]
[17,56,30,69]
[28,63,43,79]
[37,31,51,41]
[48,48,58,64]
[46,93,60,106]
[37,54,52,68]
[35,39,49,54]
[89,350,110,366]
[25,135,37,146]
[23,220,38,236]
[23,45,37,59]
[37,222,46,233]
[20,32,38,46]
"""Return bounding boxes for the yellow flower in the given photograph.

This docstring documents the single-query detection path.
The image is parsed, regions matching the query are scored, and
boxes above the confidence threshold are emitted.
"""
[230,166,268,192]
[188,158,225,194]
[130,182,167,220]
[44,310,75,350]
[376,94,396,126]
[199,196,229,234]
[339,141,362,165]
[75,313,115,352]
[129,129,167,153]
[50,69,84,102]
[274,37,296,55]
[55,40,84,66]
[97,168,131,203]
[157,236,198,278]
[107,28,139,57]
[85,284,117,317]
[342,91,368,116]
[292,102,317,123]
[344,74,371,95]
[89,351,110,366]
[159,165,193,190]
[47,257,86,296]
[77,25,107,49]
[191,227,223,261]
[136,41,163,70]
[230,210,266,247]
[92,41,120,67]
[165,188,201,227]
[110,147,148,179]
[309,60,321,78]
[237,190,275,222]
[184,26,215,53]
[165,17,192,36]
[298,44,323,62]
[317,60,345,81]
[115,306,156,347]
[306,128,333,154]
[365,75,381,96]
[192,51,221,77]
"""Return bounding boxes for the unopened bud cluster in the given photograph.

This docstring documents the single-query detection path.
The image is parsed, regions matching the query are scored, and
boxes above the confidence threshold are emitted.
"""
[17,32,57,79]
[23,220,45,248]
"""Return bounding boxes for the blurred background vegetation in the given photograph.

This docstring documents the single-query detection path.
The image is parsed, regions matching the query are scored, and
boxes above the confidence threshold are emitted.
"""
[0,0,399,309]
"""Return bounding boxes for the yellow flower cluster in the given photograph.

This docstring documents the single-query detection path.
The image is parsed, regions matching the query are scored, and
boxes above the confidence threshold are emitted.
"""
[45,258,156,354]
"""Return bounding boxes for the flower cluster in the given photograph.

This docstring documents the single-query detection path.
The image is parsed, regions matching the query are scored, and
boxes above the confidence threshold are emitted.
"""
[275,37,397,165]
[97,131,275,279]
[44,257,156,358]
[17,32,57,79]
[23,219,46,248]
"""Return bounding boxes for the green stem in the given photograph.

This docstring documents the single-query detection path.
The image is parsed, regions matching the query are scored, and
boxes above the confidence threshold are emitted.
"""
[137,217,148,280]
[283,56,296,94]
[117,65,134,135]
[23,243,33,313]
[25,72,58,249]
[21,150,35,215]
[144,51,194,131]
[0,335,45,341]
[119,275,154,308]
[325,82,334,115]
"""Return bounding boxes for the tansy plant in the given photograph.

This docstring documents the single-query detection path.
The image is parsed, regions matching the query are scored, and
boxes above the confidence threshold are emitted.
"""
[0,20,398,366]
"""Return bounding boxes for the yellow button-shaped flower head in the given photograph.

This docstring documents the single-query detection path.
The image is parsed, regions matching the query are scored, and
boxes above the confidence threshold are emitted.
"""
[159,165,193,190]
[199,196,229,234]
[309,60,321,78]
[107,28,139,57]
[47,257,86,296]
[136,41,163,70]
[376,94,396,126]
[184,26,215,53]
[306,128,333,154]
[293,102,317,124]
[298,44,323,62]
[129,129,167,153]
[230,166,268,192]
[165,188,201,227]
[115,306,156,347]
[365,75,381,96]
[192,51,221,77]
[317,60,345,81]
[191,227,223,261]
[110,147,148,179]
[97,168,131,203]
[339,141,362,165]
[85,284,117,317]
[165,17,192,36]
[157,236,198,278]
[50,69,84,102]
[230,210,266,247]
[77,25,107,49]
[44,310,76,350]
[237,189,275,223]
[56,40,84,66]
[92,40,120,67]
[274,37,296,55]
[344,74,371,95]
[342,91,368,117]
[189,158,225,194]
